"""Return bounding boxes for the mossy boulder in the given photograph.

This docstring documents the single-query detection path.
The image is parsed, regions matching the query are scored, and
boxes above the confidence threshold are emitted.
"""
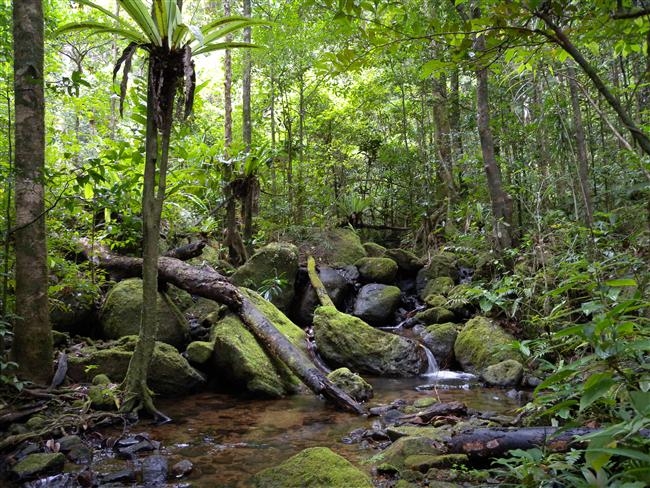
[369,436,443,471]
[67,336,206,396]
[99,278,189,348]
[230,242,299,312]
[420,252,458,281]
[354,257,398,284]
[208,288,306,397]
[454,316,519,374]
[423,294,447,308]
[363,241,387,257]
[482,359,524,387]
[185,340,214,367]
[420,276,455,300]
[301,228,367,266]
[352,283,402,326]
[10,453,65,480]
[418,323,458,369]
[327,367,373,402]
[414,306,455,325]
[313,306,425,376]
[251,447,372,488]
[385,248,424,273]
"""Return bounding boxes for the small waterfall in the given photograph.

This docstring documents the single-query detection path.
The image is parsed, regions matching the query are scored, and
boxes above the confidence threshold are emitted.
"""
[420,345,439,377]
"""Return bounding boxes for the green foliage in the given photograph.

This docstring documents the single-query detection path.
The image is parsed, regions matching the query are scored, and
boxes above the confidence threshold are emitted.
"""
[257,271,289,301]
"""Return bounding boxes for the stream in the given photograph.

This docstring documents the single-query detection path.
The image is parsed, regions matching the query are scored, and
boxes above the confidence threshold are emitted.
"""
[93,372,523,487]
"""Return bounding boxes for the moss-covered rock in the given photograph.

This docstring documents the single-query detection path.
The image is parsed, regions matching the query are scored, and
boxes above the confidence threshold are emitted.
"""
[185,297,223,323]
[292,266,352,325]
[313,306,425,376]
[363,241,386,257]
[354,257,398,284]
[230,242,299,312]
[423,294,447,308]
[99,278,189,348]
[208,288,306,397]
[185,340,214,367]
[419,323,458,369]
[88,382,118,410]
[415,306,455,325]
[454,316,519,374]
[251,447,372,488]
[67,336,206,396]
[421,252,458,281]
[352,283,401,326]
[385,248,424,273]
[300,228,367,266]
[405,453,468,471]
[327,367,373,402]
[369,436,443,470]
[420,276,455,300]
[482,359,524,387]
[10,453,65,480]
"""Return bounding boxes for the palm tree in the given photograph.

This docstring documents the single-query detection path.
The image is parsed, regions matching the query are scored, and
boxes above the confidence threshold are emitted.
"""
[59,0,264,418]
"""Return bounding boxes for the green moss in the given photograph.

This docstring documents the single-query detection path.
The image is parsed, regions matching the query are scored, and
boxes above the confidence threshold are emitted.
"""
[211,313,300,397]
[413,397,437,409]
[354,257,398,283]
[363,241,386,257]
[313,306,424,376]
[67,336,206,396]
[385,248,424,272]
[185,340,214,366]
[369,436,442,469]
[422,252,457,280]
[415,307,455,325]
[251,447,373,488]
[99,278,188,347]
[454,316,519,374]
[327,367,373,402]
[423,294,447,308]
[421,276,455,299]
[231,242,299,311]
[11,453,65,480]
[482,359,524,387]
[309,228,367,266]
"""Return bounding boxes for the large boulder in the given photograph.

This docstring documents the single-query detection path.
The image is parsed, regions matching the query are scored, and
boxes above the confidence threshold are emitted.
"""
[416,252,458,298]
[300,228,367,266]
[385,248,424,273]
[67,336,206,396]
[416,323,458,369]
[363,241,387,257]
[230,242,299,312]
[482,359,524,387]
[454,316,519,374]
[251,447,373,488]
[352,283,401,326]
[354,257,398,284]
[99,278,189,348]
[313,306,425,376]
[327,367,373,402]
[208,288,306,397]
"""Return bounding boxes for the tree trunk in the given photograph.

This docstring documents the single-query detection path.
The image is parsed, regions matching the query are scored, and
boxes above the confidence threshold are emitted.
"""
[566,63,593,228]
[11,0,52,385]
[78,243,365,415]
[475,35,514,251]
[536,10,650,157]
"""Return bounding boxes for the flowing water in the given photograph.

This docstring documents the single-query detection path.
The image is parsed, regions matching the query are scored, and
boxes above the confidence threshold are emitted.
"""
[95,373,523,487]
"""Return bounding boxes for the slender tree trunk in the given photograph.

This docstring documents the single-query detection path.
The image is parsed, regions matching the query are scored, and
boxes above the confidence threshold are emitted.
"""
[475,35,514,251]
[431,75,457,201]
[241,0,255,253]
[222,0,245,265]
[2,90,13,357]
[536,10,650,156]
[11,0,52,384]
[566,63,593,227]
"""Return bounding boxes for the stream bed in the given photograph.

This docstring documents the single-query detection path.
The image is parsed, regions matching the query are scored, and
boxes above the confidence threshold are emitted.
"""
[94,373,523,487]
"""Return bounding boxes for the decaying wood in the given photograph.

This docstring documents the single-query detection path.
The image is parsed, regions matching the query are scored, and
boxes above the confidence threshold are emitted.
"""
[78,240,365,414]
[449,427,592,457]
[396,401,468,425]
[306,256,335,307]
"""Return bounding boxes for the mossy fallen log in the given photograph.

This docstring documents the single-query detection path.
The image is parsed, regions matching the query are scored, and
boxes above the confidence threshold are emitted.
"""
[78,240,365,414]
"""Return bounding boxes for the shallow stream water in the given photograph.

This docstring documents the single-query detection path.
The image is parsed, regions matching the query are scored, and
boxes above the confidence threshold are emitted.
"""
[95,374,523,487]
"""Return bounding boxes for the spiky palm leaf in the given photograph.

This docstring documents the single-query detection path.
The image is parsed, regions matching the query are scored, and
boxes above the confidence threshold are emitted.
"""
[57,0,266,124]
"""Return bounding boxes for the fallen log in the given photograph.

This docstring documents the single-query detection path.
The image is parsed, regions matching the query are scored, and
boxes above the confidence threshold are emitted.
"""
[78,240,365,414]
[449,427,607,458]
